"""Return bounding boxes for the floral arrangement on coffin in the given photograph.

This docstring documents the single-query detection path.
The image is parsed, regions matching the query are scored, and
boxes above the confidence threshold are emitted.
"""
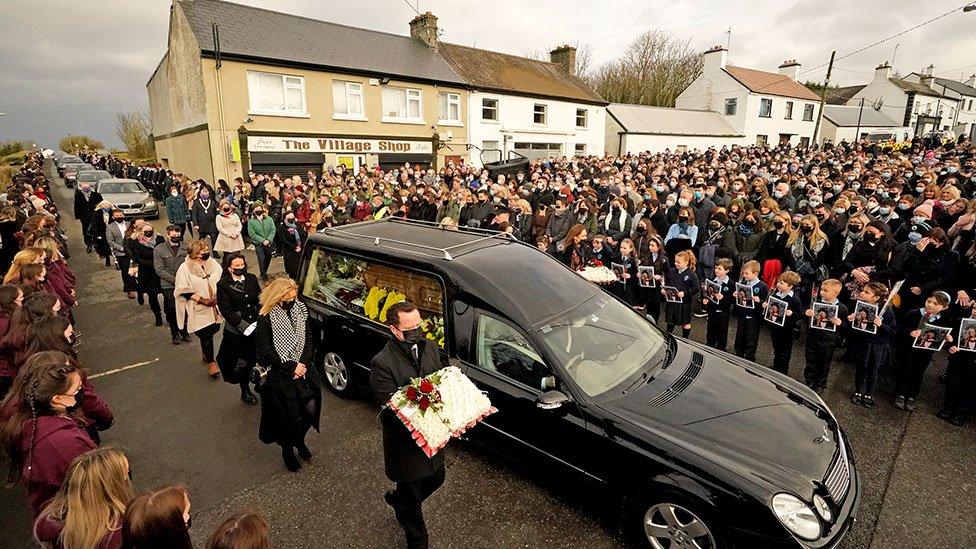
[422,316,445,348]
[363,287,406,323]
[388,366,496,458]
[579,259,616,285]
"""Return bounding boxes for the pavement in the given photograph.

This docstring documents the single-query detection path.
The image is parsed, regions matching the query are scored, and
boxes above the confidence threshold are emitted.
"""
[1,161,974,548]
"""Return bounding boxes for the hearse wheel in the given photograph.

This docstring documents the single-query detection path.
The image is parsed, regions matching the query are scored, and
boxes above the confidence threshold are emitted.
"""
[630,491,726,549]
[322,351,352,397]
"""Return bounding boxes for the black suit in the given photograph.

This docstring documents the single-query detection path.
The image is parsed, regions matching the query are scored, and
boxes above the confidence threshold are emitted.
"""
[73,189,102,248]
[370,339,445,549]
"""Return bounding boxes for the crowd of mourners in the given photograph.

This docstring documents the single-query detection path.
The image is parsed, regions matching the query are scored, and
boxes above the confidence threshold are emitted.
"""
[2,129,975,547]
[0,154,274,548]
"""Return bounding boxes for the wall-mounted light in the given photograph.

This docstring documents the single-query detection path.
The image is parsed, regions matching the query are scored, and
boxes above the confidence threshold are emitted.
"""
[380,76,391,85]
[243,117,254,124]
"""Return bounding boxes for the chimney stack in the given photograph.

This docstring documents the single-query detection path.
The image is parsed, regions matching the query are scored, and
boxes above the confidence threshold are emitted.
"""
[409,11,438,50]
[703,45,728,73]
[874,61,892,83]
[549,45,577,76]
[966,74,976,88]
[778,59,801,81]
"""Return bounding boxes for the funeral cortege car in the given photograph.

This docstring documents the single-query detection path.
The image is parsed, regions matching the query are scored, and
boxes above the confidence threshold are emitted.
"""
[298,218,859,549]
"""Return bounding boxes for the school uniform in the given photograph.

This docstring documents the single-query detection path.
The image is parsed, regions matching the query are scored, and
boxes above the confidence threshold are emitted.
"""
[767,289,802,375]
[803,299,849,389]
[895,308,952,400]
[852,306,896,398]
[637,251,667,323]
[704,275,734,351]
[664,266,700,328]
[733,278,768,362]
[611,252,639,306]
[941,307,976,422]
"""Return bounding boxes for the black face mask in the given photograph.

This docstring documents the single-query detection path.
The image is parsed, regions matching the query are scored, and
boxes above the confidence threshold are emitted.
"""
[170,236,182,244]
[200,253,211,261]
[66,388,85,412]
[113,217,125,223]
[400,326,425,344]
[773,221,785,229]
[231,267,246,276]
[800,225,813,234]
[863,232,877,242]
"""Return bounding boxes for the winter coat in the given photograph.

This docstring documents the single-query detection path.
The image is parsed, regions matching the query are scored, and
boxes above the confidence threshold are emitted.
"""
[153,240,187,290]
[174,258,222,333]
[18,415,96,516]
[34,514,122,549]
[131,235,164,294]
[191,198,218,234]
[72,189,102,226]
[247,216,276,245]
[214,213,245,253]
[165,194,189,225]
[545,210,575,242]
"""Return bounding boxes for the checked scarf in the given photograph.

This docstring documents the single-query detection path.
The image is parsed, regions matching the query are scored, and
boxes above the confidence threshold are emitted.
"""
[268,301,307,363]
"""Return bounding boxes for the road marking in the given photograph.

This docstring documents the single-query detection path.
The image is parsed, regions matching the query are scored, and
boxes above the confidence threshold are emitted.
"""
[89,358,161,379]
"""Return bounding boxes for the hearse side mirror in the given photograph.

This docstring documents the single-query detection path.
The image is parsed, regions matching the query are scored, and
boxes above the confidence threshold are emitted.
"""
[536,390,570,410]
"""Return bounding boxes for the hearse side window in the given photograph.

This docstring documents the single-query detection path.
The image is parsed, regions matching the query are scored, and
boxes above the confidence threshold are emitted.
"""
[476,314,548,391]
[302,247,445,347]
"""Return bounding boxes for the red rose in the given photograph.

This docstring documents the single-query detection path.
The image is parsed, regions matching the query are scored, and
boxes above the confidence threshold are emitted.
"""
[419,379,435,393]
[419,395,431,411]
[405,386,418,401]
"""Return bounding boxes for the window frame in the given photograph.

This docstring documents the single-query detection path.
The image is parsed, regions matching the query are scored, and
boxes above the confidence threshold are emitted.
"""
[724,98,737,116]
[473,310,549,394]
[332,80,366,121]
[756,134,768,146]
[784,101,793,120]
[381,85,424,124]
[803,103,815,121]
[759,98,773,118]
[575,108,588,128]
[482,97,499,121]
[533,103,548,125]
[246,70,308,118]
[574,143,586,156]
[438,92,462,126]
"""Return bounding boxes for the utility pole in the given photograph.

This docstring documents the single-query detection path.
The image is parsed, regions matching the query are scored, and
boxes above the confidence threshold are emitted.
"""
[855,98,865,141]
[812,50,836,145]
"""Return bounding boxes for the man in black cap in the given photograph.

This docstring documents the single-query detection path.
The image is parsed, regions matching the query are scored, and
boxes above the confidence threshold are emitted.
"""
[370,301,446,549]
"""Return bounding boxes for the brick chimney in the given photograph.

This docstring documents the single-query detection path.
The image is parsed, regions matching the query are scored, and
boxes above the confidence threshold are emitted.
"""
[550,45,577,76]
[874,61,891,83]
[409,12,438,49]
[778,59,801,81]
[703,45,728,73]
[920,64,935,89]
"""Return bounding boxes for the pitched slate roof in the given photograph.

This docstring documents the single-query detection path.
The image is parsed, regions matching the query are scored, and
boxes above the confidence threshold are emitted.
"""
[723,65,821,101]
[177,0,465,85]
[437,43,605,104]
[825,85,865,105]
[890,78,943,97]
[930,76,976,98]
[822,104,901,128]
[608,104,742,136]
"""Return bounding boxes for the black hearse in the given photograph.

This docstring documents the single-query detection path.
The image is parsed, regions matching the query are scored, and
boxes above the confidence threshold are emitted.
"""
[298,218,859,548]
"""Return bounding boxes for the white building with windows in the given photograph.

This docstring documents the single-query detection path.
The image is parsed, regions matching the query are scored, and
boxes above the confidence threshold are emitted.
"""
[438,43,607,166]
[675,46,821,147]
[844,62,953,137]
[903,67,976,140]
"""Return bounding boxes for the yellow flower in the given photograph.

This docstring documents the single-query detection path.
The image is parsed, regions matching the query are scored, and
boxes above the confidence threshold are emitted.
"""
[364,287,388,320]
[379,291,405,323]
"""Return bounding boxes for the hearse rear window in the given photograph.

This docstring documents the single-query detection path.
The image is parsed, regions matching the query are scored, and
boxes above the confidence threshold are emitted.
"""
[302,248,445,347]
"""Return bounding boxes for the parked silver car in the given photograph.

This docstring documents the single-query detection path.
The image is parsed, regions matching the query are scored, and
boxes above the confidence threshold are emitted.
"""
[76,170,113,189]
[97,178,159,219]
[62,163,94,187]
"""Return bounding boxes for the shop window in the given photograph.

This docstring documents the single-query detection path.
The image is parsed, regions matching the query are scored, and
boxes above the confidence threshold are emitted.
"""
[332,80,365,119]
[246,71,306,116]
[382,86,423,122]
[302,248,445,347]
[438,92,461,124]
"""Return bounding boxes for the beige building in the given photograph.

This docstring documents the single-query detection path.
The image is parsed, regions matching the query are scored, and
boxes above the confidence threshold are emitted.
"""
[148,0,470,181]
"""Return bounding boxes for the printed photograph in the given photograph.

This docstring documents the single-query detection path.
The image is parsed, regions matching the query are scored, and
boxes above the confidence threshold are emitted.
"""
[663,286,682,303]
[958,318,976,353]
[611,262,626,283]
[852,301,879,334]
[810,302,839,332]
[764,296,787,326]
[637,266,656,288]
[705,279,723,304]
[735,282,754,309]
[913,324,951,351]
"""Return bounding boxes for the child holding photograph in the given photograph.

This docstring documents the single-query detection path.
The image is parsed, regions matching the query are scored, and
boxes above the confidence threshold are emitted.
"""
[663,250,700,338]
[611,238,639,307]
[847,282,895,408]
[803,279,847,391]
[733,260,768,362]
[939,305,976,426]
[637,235,667,323]
[763,271,802,375]
[893,291,953,411]
[703,258,735,351]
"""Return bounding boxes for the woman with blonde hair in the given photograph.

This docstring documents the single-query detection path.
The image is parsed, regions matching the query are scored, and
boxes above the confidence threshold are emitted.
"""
[174,239,222,379]
[787,214,830,304]
[756,210,793,286]
[3,247,45,285]
[34,447,134,549]
[254,277,319,472]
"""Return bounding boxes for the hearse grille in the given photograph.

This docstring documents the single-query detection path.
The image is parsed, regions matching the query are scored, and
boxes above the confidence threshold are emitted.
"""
[647,352,703,407]
[824,432,851,502]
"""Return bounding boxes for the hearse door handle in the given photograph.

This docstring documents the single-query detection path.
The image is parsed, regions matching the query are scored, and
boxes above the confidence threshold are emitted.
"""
[338,325,355,334]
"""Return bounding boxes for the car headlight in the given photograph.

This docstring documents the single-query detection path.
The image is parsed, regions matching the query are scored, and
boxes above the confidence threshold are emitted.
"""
[145,200,156,207]
[771,493,821,540]
[812,494,832,522]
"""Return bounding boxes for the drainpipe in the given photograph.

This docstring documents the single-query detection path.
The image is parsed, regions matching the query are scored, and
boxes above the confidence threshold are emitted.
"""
[212,23,230,183]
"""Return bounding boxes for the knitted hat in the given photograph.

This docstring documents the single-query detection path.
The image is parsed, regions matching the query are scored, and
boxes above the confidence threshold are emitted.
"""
[914,203,933,218]
[710,212,728,224]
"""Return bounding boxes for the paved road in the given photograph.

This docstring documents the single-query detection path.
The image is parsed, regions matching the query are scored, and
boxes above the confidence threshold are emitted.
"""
[1,162,974,548]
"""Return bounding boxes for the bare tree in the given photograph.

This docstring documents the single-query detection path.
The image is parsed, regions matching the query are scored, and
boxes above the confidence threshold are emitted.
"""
[591,29,702,107]
[115,109,155,160]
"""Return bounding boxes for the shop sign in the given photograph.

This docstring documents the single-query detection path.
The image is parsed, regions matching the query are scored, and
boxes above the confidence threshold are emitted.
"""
[247,136,432,154]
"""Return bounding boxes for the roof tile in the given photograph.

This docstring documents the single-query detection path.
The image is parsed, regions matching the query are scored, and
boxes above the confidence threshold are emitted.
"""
[723,65,821,101]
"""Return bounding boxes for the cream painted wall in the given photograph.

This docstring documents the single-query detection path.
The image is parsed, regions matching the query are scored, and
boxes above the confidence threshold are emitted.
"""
[154,129,214,182]
[198,58,469,180]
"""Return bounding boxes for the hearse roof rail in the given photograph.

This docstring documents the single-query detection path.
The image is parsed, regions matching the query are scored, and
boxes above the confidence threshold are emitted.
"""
[320,218,513,261]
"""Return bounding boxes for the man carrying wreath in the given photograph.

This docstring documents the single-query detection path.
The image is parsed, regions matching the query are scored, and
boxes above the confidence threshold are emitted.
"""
[370,301,447,549]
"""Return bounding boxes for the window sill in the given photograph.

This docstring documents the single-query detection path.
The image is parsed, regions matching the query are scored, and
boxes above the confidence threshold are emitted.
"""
[381,117,425,125]
[437,120,463,127]
[758,115,772,118]
[248,110,310,119]
[333,114,368,122]
[576,125,588,130]
[481,118,500,124]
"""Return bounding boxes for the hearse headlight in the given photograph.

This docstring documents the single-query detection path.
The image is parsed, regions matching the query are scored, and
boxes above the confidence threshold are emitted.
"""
[772,493,821,540]
[812,494,832,522]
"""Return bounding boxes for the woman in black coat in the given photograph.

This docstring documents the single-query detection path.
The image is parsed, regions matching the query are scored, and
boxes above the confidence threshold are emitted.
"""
[216,252,261,404]
[87,202,113,266]
[254,277,320,472]
[129,225,165,325]
[277,213,307,281]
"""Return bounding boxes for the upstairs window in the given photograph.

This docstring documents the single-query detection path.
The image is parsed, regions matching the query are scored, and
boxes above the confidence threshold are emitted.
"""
[725,98,737,115]
[759,98,772,118]
[332,80,364,118]
[533,103,547,125]
[382,86,422,121]
[438,92,461,123]
[803,103,815,121]
[576,108,588,128]
[247,71,306,116]
[784,101,793,119]
[482,98,499,120]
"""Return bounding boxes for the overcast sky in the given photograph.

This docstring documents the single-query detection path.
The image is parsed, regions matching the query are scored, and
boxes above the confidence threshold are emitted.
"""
[2,0,974,149]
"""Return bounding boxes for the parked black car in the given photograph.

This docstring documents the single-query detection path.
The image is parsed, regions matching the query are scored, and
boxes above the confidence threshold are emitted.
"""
[298,218,859,548]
